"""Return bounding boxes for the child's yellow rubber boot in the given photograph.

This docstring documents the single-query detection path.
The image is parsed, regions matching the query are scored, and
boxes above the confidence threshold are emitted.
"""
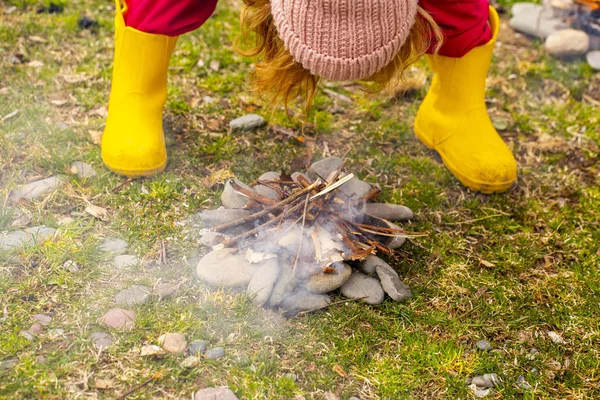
[101,1,178,177]
[414,6,517,194]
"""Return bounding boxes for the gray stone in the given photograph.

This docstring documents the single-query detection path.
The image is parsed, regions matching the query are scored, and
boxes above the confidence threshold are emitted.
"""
[33,314,52,326]
[545,29,590,58]
[181,356,200,368]
[89,332,113,349]
[196,248,258,288]
[47,328,64,337]
[205,347,225,360]
[200,231,230,247]
[26,226,56,242]
[587,50,600,70]
[98,237,128,254]
[10,211,31,227]
[247,258,280,305]
[196,208,253,228]
[471,373,501,389]
[113,254,139,269]
[341,271,385,305]
[70,161,97,178]
[233,354,250,366]
[306,262,351,294]
[100,308,135,330]
[221,179,254,209]
[140,344,164,356]
[0,226,56,251]
[63,260,79,272]
[382,221,406,249]
[476,340,492,351]
[308,157,344,180]
[20,330,35,340]
[114,286,151,307]
[517,376,532,390]
[29,322,43,334]
[268,264,297,306]
[158,333,187,354]
[279,290,330,314]
[9,176,63,203]
[195,388,238,400]
[339,177,373,198]
[509,3,567,39]
[188,340,207,355]
[155,282,178,299]
[0,359,17,370]
[229,114,265,131]
[254,171,282,201]
[375,263,412,302]
[363,203,414,221]
[359,255,385,275]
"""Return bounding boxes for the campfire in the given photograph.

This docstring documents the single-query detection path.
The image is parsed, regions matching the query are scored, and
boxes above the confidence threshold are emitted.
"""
[195,157,416,315]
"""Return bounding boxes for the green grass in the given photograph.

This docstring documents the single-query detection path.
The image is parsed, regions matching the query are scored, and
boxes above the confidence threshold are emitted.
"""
[1,0,599,398]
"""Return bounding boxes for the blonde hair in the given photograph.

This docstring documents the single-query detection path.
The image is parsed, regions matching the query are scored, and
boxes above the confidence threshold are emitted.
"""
[235,0,442,113]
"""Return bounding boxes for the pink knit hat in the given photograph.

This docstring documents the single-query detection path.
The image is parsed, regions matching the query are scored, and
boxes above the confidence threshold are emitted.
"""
[270,0,419,81]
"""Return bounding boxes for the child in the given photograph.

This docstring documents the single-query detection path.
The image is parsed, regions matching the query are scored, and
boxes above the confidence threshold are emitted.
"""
[101,0,517,194]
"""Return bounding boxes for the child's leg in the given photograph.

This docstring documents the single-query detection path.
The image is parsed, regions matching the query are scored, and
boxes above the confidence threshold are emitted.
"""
[124,0,217,36]
[102,0,217,177]
[413,4,517,194]
[420,0,492,58]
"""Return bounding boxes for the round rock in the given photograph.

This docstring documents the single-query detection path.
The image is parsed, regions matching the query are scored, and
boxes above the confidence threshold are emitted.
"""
[70,161,97,178]
[195,388,239,400]
[279,290,330,314]
[196,248,259,288]
[382,220,406,249]
[205,347,226,360]
[247,258,280,305]
[229,114,265,131]
[341,271,385,305]
[358,255,386,275]
[476,340,492,351]
[545,29,590,58]
[587,50,600,70]
[90,332,114,349]
[308,157,343,180]
[158,333,187,354]
[113,255,139,269]
[375,263,412,302]
[100,308,135,330]
[306,262,351,294]
[98,238,128,254]
[267,264,297,307]
[188,340,207,355]
[254,171,282,201]
[221,179,254,209]
[114,286,151,307]
[364,203,413,221]
[155,282,178,300]
[33,314,52,326]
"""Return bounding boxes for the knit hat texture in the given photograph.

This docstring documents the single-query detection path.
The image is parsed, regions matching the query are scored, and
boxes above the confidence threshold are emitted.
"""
[270,0,419,81]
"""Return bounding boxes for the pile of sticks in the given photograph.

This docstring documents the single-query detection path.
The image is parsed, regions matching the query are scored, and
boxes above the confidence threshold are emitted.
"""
[209,167,411,267]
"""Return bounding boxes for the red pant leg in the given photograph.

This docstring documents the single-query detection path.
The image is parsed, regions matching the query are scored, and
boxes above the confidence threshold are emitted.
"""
[123,0,218,36]
[419,0,492,58]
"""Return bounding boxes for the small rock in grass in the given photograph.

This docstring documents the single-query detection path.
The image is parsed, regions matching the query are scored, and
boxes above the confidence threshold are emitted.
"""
[471,373,501,388]
[98,237,128,254]
[100,308,135,330]
[181,356,200,368]
[363,203,414,221]
[90,332,113,349]
[340,271,385,305]
[375,263,412,302]
[29,322,43,334]
[517,376,532,390]
[114,286,151,307]
[0,359,17,370]
[547,331,566,344]
[9,176,64,203]
[205,347,226,360]
[469,384,491,398]
[194,387,239,400]
[586,50,600,70]
[158,333,187,354]
[0,230,32,251]
[47,328,64,337]
[233,354,250,366]
[113,255,139,269]
[196,247,258,288]
[545,29,590,58]
[63,260,80,272]
[284,373,298,382]
[279,290,330,315]
[33,314,52,326]
[476,340,492,351]
[188,340,207,355]
[69,161,97,178]
[36,355,46,363]
[221,179,254,209]
[20,330,35,340]
[155,282,178,299]
[229,114,265,131]
[308,157,344,180]
[247,258,280,306]
[306,262,351,294]
[140,344,164,357]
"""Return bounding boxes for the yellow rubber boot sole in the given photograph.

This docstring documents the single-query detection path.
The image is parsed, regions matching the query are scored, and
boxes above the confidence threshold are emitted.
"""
[101,2,178,178]
[414,7,517,194]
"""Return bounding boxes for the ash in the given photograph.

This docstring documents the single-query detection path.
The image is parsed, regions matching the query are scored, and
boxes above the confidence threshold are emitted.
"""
[195,157,416,315]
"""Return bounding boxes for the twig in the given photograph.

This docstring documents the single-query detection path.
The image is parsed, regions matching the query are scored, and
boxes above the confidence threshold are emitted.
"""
[229,179,278,206]
[294,296,368,316]
[310,173,354,200]
[116,370,164,400]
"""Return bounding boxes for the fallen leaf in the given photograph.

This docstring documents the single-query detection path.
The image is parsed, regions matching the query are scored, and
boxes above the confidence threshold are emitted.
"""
[93,378,114,389]
[50,99,68,106]
[332,364,347,378]
[479,259,496,268]
[88,130,102,145]
[1,110,18,123]
[85,204,108,221]
[27,61,44,68]
[547,331,566,344]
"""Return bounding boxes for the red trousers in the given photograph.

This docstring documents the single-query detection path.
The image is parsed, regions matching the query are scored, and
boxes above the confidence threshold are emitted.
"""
[123,0,491,58]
